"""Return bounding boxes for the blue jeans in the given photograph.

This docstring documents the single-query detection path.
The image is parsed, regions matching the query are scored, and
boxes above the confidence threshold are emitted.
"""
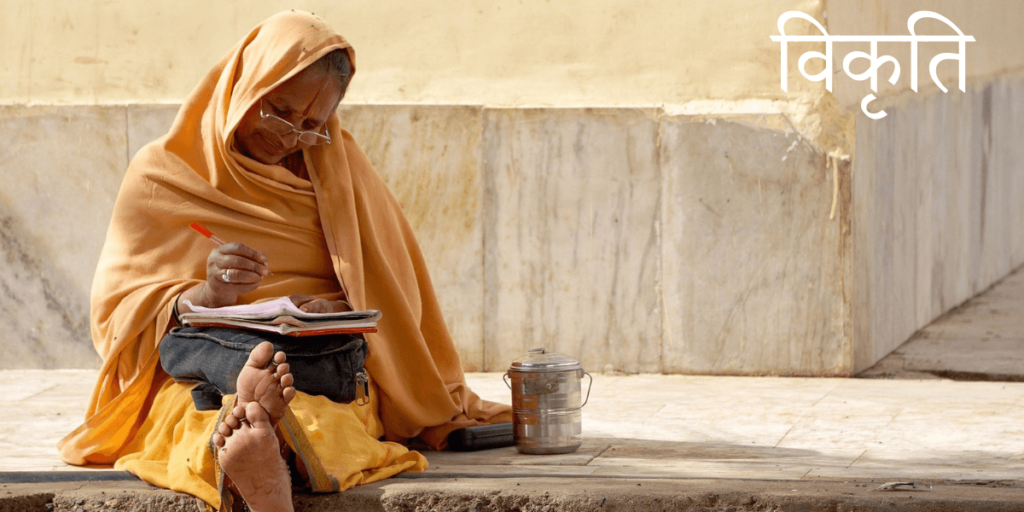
[158,327,367,410]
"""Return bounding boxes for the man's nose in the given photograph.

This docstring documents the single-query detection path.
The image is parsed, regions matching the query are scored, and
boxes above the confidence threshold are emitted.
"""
[279,130,300,147]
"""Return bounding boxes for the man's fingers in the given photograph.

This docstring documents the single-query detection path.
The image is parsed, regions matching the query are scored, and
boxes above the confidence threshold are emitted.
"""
[297,299,349,313]
[206,243,270,291]
[212,254,270,277]
[215,243,269,266]
[299,298,328,312]
[290,296,349,313]
[219,268,264,285]
[218,242,267,261]
[289,294,315,307]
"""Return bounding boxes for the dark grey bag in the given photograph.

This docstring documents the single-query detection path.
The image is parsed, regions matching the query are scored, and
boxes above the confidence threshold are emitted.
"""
[159,326,368,411]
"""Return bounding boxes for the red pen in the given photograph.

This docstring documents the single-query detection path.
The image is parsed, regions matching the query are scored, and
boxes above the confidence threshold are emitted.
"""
[189,222,272,275]
[189,222,227,245]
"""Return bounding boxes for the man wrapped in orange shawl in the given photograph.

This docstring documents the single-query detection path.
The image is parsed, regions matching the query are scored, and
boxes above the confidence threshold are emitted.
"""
[58,10,510,510]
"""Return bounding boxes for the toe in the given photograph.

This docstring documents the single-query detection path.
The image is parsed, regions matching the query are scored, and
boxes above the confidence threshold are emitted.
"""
[282,386,296,404]
[218,422,234,438]
[279,372,294,388]
[213,432,225,449]
[244,401,272,428]
[246,342,275,370]
[274,362,290,378]
[224,413,241,430]
[273,351,287,366]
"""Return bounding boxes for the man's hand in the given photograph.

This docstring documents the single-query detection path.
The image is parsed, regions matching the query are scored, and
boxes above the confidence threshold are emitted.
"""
[202,242,270,307]
[288,294,353,313]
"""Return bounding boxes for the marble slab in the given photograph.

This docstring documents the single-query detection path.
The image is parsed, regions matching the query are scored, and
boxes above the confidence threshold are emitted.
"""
[423,438,609,467]
[337,105,487,371]
[3,76,1023,376]
[977,77,1024,286]
[0,106,126,369]
[408,465,600,478]
[127,105,179,161]
[659,116,849,375]
[6,370,1024,481]
[852,75,1024,372]
[0,369,95,471]
[481,108,663,373]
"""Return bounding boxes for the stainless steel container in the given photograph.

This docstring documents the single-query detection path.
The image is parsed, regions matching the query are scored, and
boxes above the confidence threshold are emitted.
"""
[504,348,593,454]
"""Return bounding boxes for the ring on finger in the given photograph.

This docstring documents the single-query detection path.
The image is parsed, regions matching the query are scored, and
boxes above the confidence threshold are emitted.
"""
[221,269,232,283]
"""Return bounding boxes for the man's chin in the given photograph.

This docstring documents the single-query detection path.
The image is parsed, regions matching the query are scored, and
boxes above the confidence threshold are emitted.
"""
[252,148,285,166]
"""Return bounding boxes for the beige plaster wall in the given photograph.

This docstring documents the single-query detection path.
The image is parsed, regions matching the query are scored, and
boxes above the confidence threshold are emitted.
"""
[7,1,1020,112]
[825,0,1024,111]
[0,0,828,106]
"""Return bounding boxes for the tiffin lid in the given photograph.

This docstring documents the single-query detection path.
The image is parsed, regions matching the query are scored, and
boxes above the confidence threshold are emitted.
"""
[509,347,581,372]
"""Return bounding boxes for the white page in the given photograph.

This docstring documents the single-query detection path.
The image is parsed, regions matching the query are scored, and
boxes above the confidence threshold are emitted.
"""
[183,297,380,321]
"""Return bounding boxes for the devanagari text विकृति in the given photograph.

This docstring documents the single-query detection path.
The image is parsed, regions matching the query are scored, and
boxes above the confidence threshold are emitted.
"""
[770,11,975,120]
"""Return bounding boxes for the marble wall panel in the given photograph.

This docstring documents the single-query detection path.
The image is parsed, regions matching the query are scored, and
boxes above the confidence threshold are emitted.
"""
[481,108,662,373]
[127,105,180,161]
[1008,76,1024,267]
[337,105,486,370]
[852,74,1024,372]
[660,118,849,375]
[0,106,127,369]
[888,98,921,345]
[928,95,975,324]
[979,76,1024,286]
[851,108,892,372]
[5,82,1022,373]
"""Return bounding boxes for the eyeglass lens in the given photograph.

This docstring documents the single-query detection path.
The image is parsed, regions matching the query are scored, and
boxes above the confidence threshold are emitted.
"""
[261,114,329,145]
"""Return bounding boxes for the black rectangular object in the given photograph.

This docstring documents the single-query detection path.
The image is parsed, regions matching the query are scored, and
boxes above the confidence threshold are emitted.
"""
[446,423,514,452]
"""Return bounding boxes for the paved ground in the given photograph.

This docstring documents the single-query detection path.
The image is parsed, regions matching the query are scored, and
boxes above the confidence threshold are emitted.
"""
[1,267,1022,510]
[5,371,1022,479]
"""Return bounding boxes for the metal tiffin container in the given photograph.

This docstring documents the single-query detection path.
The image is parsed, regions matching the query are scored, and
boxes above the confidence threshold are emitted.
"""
[503,347,593,454]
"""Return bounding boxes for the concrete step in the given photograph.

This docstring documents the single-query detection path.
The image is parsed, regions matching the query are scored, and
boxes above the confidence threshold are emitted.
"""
[3,475,1023,512]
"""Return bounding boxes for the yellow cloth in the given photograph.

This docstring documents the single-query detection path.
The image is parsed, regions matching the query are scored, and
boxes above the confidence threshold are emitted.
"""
[115,375,424,509]
[58,9,510,503]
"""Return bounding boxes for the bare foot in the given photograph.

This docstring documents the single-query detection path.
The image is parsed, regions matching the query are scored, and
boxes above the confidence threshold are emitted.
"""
[216,401,294,512]
[236,341,295,425]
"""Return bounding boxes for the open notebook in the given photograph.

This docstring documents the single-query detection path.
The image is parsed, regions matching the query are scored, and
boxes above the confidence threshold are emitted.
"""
[180,297,381,337]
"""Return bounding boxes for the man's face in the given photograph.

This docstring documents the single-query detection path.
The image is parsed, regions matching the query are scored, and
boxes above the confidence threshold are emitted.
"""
[234,66,344,166]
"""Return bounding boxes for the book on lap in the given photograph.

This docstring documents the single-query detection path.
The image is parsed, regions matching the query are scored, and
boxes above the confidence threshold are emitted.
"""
[180,297,381,337]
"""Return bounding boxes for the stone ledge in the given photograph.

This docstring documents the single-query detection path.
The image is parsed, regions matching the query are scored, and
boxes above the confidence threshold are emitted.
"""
[2,476,1022,512]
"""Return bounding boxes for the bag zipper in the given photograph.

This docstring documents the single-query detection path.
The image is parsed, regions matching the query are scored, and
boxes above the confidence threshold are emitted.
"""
[355,369,370,406]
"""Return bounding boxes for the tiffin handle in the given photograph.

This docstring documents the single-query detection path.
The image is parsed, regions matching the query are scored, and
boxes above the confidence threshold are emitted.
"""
[581,371,593,407]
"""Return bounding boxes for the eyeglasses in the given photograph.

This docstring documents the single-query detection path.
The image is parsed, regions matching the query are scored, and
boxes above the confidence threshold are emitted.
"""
[258,99,332,146]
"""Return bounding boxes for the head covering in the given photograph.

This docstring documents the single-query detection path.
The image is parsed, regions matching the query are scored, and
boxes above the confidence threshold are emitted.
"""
[60,11,508,464]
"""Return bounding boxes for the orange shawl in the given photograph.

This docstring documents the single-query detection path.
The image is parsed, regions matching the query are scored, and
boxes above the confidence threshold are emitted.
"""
[59,11,508,465]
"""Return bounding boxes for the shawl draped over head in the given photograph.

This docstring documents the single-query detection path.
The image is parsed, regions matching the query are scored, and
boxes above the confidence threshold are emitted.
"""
[59,10,509,465]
